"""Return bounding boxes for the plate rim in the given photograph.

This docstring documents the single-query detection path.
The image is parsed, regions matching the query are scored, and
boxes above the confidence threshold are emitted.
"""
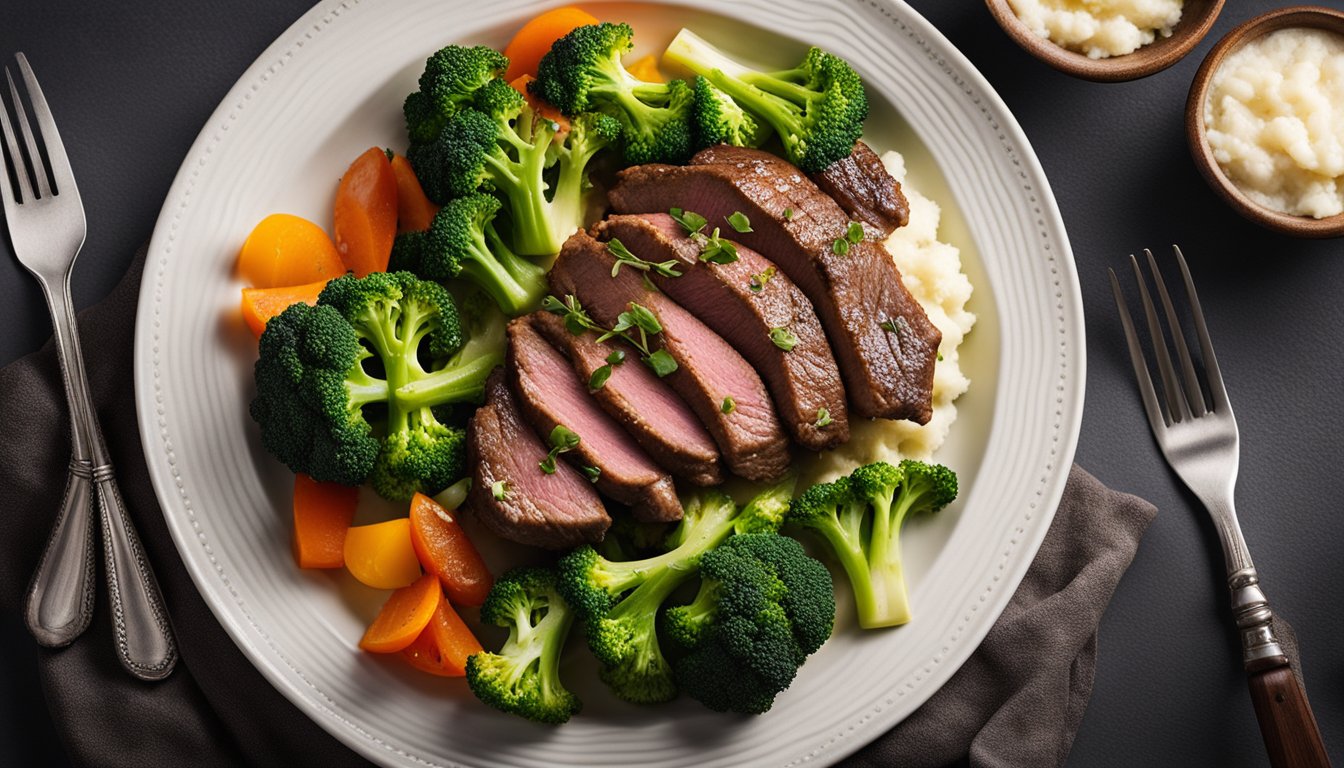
[133,1,1085,765]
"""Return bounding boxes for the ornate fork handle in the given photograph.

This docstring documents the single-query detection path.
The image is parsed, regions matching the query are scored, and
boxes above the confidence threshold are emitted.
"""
[23,277,176,680]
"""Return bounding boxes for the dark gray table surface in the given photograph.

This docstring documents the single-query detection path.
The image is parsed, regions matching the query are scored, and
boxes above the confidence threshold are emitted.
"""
[2,1,1341,766]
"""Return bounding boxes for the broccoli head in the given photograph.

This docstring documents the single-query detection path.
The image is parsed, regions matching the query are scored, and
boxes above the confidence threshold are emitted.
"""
[670,533,835,714]
[788,460,957,628]
[466,567,582,724]
[403,44,509,145]
[690,75,771,150]
[663,28,868,173]
[531,22,693,165]
[251,272,503,499]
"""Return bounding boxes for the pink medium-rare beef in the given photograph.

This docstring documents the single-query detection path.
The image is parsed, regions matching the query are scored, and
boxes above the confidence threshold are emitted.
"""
[806,140,910,237]
[548,231,791,482]
[466,369,610,549]
[507,317,683,523]
[609,146,940,424]
[593,213,848,451]
[529,310,724,487]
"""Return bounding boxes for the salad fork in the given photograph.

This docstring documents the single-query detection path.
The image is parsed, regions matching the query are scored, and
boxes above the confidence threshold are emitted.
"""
[1,53,176,681]
[1110,246,1329,768]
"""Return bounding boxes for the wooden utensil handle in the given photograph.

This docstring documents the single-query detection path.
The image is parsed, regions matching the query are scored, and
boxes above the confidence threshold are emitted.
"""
[1247,664,1331,768]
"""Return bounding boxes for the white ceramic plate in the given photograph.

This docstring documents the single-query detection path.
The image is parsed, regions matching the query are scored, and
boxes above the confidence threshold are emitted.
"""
[134,1,1083,765]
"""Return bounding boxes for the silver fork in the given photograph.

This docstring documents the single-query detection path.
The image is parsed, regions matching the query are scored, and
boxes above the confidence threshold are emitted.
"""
[1,53,176,681]
[1111,246,1329,768]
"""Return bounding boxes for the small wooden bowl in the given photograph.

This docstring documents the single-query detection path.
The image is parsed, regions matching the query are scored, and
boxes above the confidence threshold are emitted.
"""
[1186,6,1344,238]
[985,0,1225,82]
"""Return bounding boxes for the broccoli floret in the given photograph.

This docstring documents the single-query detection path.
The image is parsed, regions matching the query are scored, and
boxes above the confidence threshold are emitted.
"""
[690,75,770,150]
[663,28,868,172]
[250,272,503,499]
[788,460,957,628]
[410,193,548,315]
[403,45,509,145]
[531,22,694,165]
[670,533,835,714]
[466,567,582,724]
[408,85,618,257]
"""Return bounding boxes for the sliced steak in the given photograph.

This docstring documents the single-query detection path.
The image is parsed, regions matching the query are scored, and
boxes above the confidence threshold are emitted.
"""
[507,317,683,523]
[609,146,940,424]
[466,369,610,549]
[593,213,848,451]
[548,231,791,482]
[804,140,909,236]
[530,310,723,487]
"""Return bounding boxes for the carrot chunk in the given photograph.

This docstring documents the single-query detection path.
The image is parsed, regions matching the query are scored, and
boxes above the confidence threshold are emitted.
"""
[344,518,422,590]
[389,154,439,233]
[291,474,358,569]
[333,147,398,277]
[237,213,346,288]
[241,281,328,338]
[409,493,493,607]
[400,600,484,677]
[359,573,441,653]
[503,6,601,82]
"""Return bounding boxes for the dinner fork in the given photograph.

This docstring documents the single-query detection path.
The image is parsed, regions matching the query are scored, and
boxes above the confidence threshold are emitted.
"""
[1,53,176,681]
[1111,246,1329,768]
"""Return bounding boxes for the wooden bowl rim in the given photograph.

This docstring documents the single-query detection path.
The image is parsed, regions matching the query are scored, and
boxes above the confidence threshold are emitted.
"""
[984,0,1226,82]
[1185,5,1344,238]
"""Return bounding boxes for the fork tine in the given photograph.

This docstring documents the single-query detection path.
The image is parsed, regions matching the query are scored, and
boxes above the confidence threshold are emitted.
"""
[1131,254,1190,423]
[15,54,73,198]
[1145,248,1207,417]
[0,71,33,205]
[1173,245,1231,411]
[1110,268,1169,436]
[5,64,52,199]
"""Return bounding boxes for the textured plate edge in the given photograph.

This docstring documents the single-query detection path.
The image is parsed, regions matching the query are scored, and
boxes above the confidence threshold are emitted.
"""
[129,1,1087,766]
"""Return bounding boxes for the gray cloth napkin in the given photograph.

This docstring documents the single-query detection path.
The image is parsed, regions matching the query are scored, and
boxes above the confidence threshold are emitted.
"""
[0,247,1157,768]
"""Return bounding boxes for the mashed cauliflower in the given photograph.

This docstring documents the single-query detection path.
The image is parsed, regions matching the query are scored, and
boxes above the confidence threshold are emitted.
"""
[1204,27,1344,219]
[795,151,976,485]
[1007,0,1183,59]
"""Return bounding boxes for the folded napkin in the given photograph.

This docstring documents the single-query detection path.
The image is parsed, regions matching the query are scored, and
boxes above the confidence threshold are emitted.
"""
[0,248,1157,768]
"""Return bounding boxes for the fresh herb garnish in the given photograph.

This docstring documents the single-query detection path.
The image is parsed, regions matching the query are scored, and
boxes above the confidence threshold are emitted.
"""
[608,238,681,278]
[783,208,794,221]
[880,317,910,334]
[544,294,678,378]
[606,349,626,366]
[727,211,753,233]
[589,365,613,391]
[581,465,601,483]
[491,480,509,500]
[645,348,678,378]
[815,407,832,428]
[846,221,864,244]
[543,294,602,336]
[769,327,798,351]
[937,352,944,362]
[748,265,777,293]
[696,227,739,265]
[832,238,850,256]
[669,207,708,235]
[721,396,736,414]
[539,425,582,474]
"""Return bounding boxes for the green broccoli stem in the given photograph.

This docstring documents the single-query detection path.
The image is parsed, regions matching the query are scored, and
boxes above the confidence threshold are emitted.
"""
[486,111,564,257]
[510,594,575,704]
[863,491,911,628]
[394,350,503,410]
[662,29,754,82]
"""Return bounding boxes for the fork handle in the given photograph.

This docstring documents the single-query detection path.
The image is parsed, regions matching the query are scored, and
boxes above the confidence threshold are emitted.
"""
[24,460,98,647]
[1232,569,1331,767]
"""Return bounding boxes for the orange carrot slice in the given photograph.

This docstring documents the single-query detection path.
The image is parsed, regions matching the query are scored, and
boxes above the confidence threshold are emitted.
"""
[344,518,422,590]
[409,493,493,607]
[241,280,328,338]
[359,573,441,653]
[291,474,358,569]
[400,599,484,677]
[333,147,398,277]
[237,213,346,288]
[627,54,664,83]
[503,7,601,82]
[389,154,439,233]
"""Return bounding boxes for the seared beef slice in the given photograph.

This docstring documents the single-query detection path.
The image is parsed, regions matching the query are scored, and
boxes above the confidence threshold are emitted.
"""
[548,232,790,482]
[594,214,848,451]
[530,310,723,486]
[507,316,683,522]
[467,370,610,549]
[610,146,940,424]
[807,140,910,236]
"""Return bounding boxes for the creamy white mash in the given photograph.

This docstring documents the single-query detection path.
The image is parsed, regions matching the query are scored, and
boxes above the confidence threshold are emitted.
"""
[796,151,975,485]
[1007,0,1184,59]
[1204,27,1344,219]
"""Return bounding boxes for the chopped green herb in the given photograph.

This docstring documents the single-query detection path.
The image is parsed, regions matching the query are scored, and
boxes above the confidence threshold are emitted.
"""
[748,265,777,293]
[491,480,509,500]
[880,317,910,334]
[937,352,944,362]
[783,208,794,221]
[769,327,798,351]
[669,207,708,235]
[606,349,626,366]
[581,465,601,483]
[880,320,897,333]
[644,348,679,377]
[539,425,581,474]
[544,294,602,336]
[727,211,753,233]
[539,456,557,474]
[832,238,850,256]
[608,238,682,278]
[627,303,663,335]
[847,221,864,244]
[589,364,613,390]
[721,396,736,414]
[696,227,739,265]
[815,407,832,428]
